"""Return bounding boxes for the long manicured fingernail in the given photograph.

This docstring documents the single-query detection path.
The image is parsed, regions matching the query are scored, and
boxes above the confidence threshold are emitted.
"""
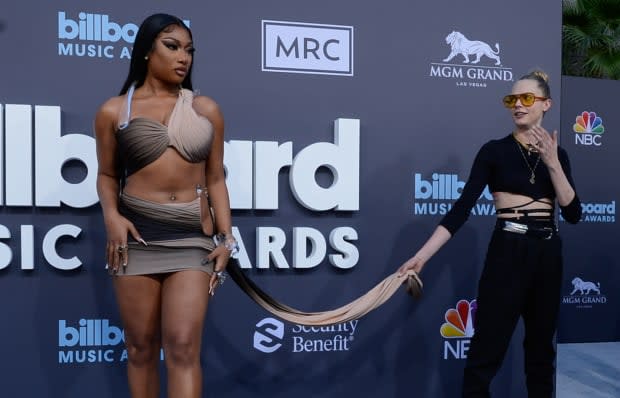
[138,238,148,246]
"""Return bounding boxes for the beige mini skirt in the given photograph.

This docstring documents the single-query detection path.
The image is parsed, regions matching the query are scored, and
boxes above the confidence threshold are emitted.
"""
[117,193,216,276]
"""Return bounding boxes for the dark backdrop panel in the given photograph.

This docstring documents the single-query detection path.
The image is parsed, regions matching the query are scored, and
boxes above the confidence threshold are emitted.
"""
[0,1,563,397]
[558,76,620,343]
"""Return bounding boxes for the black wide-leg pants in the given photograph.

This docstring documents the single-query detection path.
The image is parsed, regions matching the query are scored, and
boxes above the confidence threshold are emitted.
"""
[462,227,563,398]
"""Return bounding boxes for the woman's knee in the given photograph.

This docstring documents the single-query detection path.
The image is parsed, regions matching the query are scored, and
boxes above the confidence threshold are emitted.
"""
[162,333,200,367]
[125,333,161,367]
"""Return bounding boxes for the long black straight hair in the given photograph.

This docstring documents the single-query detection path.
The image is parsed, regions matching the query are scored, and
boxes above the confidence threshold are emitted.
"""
[119,13,194,95]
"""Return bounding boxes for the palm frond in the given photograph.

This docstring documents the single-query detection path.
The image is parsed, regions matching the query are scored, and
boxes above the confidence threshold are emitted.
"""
[562,0,620,79]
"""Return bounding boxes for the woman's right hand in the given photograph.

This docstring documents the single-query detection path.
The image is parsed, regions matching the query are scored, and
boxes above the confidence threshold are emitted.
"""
[104,213,143,273]
[397,254,427,277]
[397,254,427,297]
[396,226,450,279]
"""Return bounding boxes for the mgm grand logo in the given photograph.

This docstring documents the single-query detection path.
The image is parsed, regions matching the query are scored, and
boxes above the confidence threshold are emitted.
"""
[562,277,607,308]
[429,31,513,88]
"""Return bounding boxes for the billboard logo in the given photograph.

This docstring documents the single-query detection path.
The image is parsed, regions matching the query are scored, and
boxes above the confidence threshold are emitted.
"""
[415,173,466,200]
[0,104,97,271]
[429,30,513,88]
[575,201,615,223]
[562,276,607,308]
[58,318,164,364]
[58,12,138,43]
[0,104,97,208]
[262,20,354,76]
[253,317,285,353]
[441,299,476,360]
[225,119,360,270]
[57,11,190,59]
[413,172,495,216]
[59,319,123,347]
[573,111,605,146]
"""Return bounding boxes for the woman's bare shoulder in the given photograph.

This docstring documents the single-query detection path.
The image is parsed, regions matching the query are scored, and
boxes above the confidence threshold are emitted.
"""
[192,94,223,126]
[96,95,125,120]
[94,95,126,134]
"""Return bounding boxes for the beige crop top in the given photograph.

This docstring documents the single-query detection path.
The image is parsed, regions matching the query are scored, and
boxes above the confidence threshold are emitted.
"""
[115,84,214,176]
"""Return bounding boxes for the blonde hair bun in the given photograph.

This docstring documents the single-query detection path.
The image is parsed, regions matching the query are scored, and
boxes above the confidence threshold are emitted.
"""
[531,69,549,83]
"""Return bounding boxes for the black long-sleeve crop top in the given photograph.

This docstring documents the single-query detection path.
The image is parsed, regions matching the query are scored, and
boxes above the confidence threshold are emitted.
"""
[439,134,582,235]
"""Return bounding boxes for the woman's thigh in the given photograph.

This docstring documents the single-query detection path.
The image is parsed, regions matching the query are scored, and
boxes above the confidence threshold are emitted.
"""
[161,270,212,346]
[113,274,163,344]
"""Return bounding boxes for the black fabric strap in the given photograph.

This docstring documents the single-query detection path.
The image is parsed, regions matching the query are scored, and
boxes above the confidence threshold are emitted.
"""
[496,198,554,216]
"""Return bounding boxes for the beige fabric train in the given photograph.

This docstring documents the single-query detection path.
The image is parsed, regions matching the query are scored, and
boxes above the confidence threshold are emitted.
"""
[227,264,423,326]
[208,182,424,326]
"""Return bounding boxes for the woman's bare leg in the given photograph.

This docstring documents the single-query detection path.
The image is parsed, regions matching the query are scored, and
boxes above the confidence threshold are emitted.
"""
[114,275,163,398]
[161,270,211,398]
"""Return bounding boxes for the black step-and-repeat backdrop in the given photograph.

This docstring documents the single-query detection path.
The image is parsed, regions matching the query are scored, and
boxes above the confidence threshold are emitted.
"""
[557,76,619,344]
[1,1,615,397]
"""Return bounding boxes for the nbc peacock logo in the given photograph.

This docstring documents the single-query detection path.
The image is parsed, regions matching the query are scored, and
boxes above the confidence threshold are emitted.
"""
[440,299,476,360]
[573,111,605,146]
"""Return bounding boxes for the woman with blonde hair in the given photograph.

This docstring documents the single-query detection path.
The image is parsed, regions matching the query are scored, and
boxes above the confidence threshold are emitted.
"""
[399,70,581,397]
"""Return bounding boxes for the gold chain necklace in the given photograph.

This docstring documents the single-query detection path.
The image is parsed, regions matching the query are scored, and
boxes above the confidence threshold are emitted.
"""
[513,134,541,184]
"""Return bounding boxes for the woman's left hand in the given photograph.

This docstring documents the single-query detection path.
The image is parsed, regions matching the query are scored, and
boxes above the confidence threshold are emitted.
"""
[529,126,560,166]
[206,245,231,296]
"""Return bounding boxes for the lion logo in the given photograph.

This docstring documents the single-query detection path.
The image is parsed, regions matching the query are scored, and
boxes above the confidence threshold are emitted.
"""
[570,277,601,295]
[442,31,501,66]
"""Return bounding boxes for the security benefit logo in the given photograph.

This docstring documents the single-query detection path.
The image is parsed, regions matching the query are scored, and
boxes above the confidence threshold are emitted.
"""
[253,317,357,354]
[440,299,477,360]
[429,30,513,88]
[262,20,354,76]
[413,173,495,216]
[562,276,607,309]
[58,319,164,364]
[57,11,189,59]
[573,111,605,147]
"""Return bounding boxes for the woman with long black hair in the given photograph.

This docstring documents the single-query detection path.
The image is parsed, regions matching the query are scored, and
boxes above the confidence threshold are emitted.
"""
[95,13,236,397]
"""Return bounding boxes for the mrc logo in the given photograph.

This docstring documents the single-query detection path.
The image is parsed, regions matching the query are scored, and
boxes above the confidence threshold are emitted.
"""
[440,299,476,360]
[573,111,605,146]
[261,20,354,76]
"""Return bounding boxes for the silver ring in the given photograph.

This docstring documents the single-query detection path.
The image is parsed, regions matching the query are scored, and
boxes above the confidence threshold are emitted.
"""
[117,245,127,253]
[214,270,227,286]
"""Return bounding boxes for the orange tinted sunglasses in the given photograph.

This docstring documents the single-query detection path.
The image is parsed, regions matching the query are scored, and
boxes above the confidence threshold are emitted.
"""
[502,92,548,108]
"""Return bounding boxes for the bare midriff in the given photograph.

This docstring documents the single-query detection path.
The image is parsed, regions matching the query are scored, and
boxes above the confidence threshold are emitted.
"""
[493,191,553,219]
[123,148,206,203]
